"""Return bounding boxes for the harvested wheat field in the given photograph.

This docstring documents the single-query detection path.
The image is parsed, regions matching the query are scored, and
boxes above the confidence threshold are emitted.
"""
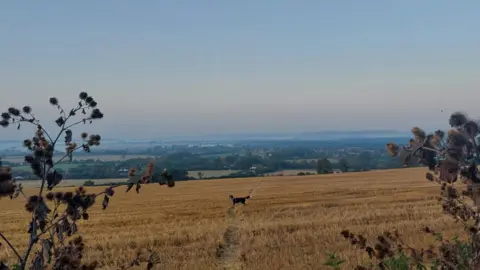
[0,168,465,269]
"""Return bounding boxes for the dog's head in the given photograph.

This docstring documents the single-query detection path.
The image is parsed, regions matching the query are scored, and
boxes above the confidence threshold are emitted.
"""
[229,195,234,199]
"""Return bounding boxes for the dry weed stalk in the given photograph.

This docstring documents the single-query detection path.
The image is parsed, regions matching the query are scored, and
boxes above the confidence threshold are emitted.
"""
[0,93,171,270]
[326,112,480,269]
[120,248,161,270]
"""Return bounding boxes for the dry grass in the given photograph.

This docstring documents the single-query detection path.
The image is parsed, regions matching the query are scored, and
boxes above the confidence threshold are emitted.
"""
[0,168,462,269]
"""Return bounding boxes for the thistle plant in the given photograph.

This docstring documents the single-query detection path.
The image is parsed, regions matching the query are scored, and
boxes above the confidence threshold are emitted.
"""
[0,92,170,269]
[327,112,480,269]
[124,163,175,193]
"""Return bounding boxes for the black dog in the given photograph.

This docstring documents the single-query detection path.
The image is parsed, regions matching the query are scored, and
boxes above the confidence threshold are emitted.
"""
[229,195,251,206]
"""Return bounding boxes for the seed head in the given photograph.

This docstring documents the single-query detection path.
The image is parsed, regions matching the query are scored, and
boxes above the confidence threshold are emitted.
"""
[411,127,426,141]
[49,97,59,106]
[46,192,55,201]
[8,107,20,116]
[76,186,85,195]
[386,143,399,156]
[63,192,73,200]
[23,139,32,148]
[1,113,10,120]
[449,112,468,127]
[425,172,434,181]
[79,92,88,100]
[447,129,468,148]
[22,106,31,114]
[90,109,103,119]
[55,192,64,200]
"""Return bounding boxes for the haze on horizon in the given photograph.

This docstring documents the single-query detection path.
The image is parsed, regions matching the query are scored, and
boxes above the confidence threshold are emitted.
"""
[1,1,479,140]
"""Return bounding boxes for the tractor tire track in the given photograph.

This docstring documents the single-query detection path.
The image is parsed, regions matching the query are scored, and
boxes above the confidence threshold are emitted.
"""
[216,207,244,270]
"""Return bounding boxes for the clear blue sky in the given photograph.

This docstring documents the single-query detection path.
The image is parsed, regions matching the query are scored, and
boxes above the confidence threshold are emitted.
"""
[1,1,479,139]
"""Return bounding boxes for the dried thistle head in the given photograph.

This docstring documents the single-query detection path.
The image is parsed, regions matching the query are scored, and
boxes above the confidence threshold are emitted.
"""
[0,119,9,127]
[411,127,426,142]
[386,143,399,156]
[90,108,103,119]
[0,165,16,198]
[449,112,468,127]
[128,168,136,177]
[141,162,155,183]
[86,134,101,146]
[446,129,469,149]
[428,134,441,148]
[79,92,88,100]
[123,248,160,270]
[438,159,459,183]
[145,162,154,176]
[49,97,59,106]
[52,236,98,270]
[340,229,406,263]
[7,107,21,116]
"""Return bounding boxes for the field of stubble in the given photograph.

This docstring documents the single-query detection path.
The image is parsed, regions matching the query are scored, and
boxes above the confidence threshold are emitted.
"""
[0,168,464,269]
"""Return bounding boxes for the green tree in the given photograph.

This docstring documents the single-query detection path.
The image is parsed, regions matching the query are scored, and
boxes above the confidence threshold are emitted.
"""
[338,158,349,172]
[316,158,333,174]
[197,171,203,179]
[357,151,373,171]
[83,180,95,186]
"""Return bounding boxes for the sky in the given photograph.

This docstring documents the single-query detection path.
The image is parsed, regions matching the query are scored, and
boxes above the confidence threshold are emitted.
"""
[1,1,480,140]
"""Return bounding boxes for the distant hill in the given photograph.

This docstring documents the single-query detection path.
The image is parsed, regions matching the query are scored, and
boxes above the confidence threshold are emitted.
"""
[157,130,408,142]
[0,130,409,152]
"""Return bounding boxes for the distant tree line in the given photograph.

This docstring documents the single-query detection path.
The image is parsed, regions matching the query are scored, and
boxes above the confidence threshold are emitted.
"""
[8,143,407,181]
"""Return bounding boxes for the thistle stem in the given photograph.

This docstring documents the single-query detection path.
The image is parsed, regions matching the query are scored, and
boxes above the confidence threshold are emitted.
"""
[0,232,22,263]
[422,147,442,153]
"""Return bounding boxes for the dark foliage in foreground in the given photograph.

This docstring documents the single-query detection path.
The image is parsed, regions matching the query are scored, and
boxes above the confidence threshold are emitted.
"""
[326,112,480,269]
[0,93,173,270]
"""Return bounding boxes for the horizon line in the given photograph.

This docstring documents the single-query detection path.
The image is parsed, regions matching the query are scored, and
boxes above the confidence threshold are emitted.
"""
[0,129,411,143]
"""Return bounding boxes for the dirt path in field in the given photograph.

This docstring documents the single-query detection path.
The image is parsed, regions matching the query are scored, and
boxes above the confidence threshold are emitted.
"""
[216,206,244,270]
